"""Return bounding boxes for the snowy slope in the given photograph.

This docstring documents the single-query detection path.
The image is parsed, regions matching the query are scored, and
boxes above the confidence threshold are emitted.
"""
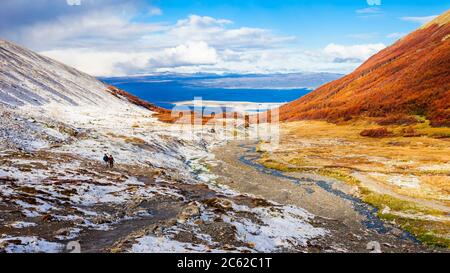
[0,39,118,107]
[0,39,329,253]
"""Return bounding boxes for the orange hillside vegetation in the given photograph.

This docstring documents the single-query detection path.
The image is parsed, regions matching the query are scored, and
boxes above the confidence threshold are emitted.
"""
[279,9,450,127]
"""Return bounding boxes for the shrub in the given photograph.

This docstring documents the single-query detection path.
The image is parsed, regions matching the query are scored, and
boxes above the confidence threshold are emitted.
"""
[401,127,421,137]
[360,127,392,138]
[377,114,418,126]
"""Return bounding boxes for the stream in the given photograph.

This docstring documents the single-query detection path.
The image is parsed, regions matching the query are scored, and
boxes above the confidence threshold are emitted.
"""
[236,143,419,243]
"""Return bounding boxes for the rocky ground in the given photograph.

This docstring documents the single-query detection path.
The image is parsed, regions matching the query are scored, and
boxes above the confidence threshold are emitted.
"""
[211,142,438,253]
[245,120,450,250]
[1,102,448,253]
[0,104,329,253]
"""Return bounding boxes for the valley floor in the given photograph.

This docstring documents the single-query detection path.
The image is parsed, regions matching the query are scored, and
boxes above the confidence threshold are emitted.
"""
[0,103,448,252]
[253,121,450,249]
[0,104,328,253]
[211,142,430,252]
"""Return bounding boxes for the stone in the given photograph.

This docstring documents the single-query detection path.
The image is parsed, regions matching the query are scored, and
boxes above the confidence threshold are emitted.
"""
[177,202,201,224]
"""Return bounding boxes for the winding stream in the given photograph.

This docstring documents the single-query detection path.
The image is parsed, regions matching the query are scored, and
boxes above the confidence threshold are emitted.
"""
[237,143,419,243]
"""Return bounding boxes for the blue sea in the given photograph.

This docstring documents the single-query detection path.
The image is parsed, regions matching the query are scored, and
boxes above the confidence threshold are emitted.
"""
[101,73,328,113]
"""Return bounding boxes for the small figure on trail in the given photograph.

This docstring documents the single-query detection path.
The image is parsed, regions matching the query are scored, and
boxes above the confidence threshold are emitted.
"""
[103,154,109,167]
[108,154,115,169]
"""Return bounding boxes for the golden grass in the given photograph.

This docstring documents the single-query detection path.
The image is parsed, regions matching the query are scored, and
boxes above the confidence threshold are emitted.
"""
[257,119,450,248]
[379,214,450,248]
[422,9,450,29]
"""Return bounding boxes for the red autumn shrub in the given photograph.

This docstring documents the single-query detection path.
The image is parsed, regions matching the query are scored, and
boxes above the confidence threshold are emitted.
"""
[377,114,418,126]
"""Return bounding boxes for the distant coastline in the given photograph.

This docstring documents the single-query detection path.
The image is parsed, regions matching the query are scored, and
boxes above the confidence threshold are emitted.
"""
[101,72,341,112]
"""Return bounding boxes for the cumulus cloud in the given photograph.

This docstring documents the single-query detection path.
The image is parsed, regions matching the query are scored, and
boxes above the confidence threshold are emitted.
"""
[145,15,294,50]
[7,8,165,51]
[0,1,387,76]
[41,48,151,76]
[31,11,299,75]
[324,43,386,61]
[400,15,438,25]
[0,0,140,32]
[149,41,219,68]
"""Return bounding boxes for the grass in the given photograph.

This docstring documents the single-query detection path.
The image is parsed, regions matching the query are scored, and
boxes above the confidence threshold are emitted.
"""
[261,156,450,248]
[405,119,450,138]
[380,214,450,248]
[317,168,361,186]
[258,157,302,172]
[256,120,450,248]
[362,192,444,216]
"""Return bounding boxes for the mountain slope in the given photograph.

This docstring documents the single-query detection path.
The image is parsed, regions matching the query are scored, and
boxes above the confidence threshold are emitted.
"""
[279,9,450,127]
[0,39,165,113]
[0,39,335,254]
[0,39,112,107]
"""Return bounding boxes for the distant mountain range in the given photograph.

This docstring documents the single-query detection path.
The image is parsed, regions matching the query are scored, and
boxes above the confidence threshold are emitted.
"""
[279,9,450,127]
[102,72,343,90]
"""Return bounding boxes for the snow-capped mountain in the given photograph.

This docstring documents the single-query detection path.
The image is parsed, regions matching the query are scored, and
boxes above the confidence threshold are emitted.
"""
[0,39,119,107]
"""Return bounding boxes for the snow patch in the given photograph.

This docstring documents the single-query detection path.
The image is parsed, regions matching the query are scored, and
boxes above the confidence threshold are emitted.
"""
[0,237,63,253]
[131,236,213,253]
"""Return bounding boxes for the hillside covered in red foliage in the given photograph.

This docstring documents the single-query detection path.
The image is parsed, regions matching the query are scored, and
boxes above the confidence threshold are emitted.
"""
[279,10,450,127]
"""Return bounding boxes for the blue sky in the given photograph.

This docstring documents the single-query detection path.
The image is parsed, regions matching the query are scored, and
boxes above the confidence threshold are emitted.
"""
[0,0,448,76]
[151,0,448,47]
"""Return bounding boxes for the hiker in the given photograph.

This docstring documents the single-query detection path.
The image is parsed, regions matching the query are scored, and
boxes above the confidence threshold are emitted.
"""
[103,154,109,167]
[108,154,115,169]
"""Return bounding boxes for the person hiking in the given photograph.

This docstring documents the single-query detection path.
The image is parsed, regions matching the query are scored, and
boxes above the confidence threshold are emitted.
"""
[103,154,109,167]
[108,154,115,169]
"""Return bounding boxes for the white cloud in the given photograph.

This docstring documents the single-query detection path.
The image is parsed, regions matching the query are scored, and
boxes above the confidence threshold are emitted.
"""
[41,42,218,76]
[30,12,297,76]
[13,8,165,51]
[400,15,438,25]
[41,49,150,76]
[2,1,387,76]
[150,15,294,50]
[40,29,383,76]
[149,41,219,68]
[324,43,386,61]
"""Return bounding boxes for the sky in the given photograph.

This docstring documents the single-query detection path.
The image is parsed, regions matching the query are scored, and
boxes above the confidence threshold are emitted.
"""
[0,0,448,77]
